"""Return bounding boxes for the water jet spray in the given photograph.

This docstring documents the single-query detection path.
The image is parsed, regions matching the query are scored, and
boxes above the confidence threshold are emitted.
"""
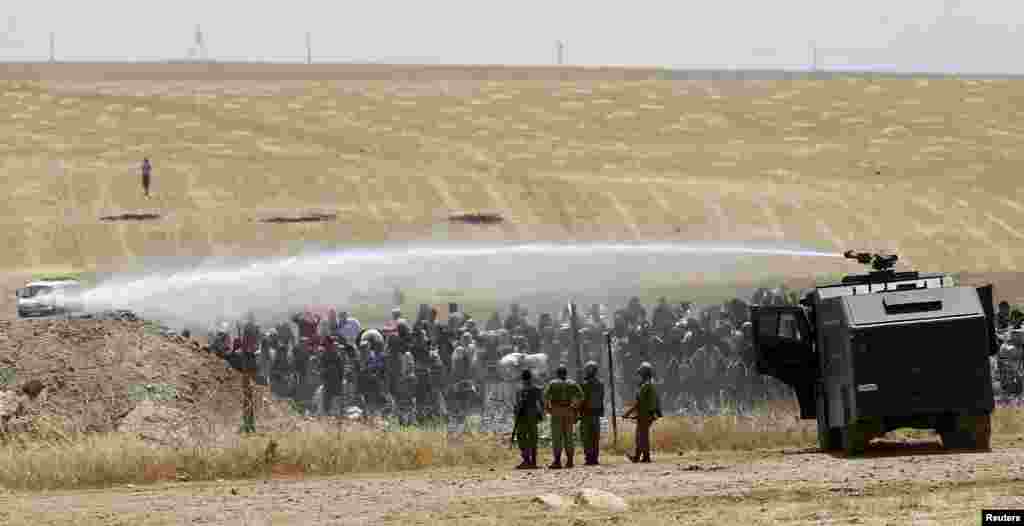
[75,242,843,330]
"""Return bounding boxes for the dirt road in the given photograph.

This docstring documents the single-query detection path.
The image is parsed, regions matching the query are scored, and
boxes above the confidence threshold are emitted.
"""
[6,441,1024,526]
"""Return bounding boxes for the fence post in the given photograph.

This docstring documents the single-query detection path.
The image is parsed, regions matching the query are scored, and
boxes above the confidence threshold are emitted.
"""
[606,332,618,448]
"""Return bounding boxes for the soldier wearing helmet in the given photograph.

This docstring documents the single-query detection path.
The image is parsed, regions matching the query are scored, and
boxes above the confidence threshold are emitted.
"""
[622,361,661,463]
[513,369,544,469]
[579,360,605,466]
[543,364,583,469]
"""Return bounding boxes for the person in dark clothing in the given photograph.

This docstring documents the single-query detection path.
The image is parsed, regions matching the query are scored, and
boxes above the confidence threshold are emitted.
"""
[579,360,605,465]
[998,301,1012,331]
[141,158,152,198]
[514,369,544,469]
[320,339,344,415]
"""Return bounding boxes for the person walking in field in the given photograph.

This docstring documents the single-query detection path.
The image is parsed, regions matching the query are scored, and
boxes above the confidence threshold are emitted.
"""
[141,158,152,198]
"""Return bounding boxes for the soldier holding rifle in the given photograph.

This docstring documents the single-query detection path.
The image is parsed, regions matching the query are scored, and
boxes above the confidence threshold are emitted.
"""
[622,362,661,463]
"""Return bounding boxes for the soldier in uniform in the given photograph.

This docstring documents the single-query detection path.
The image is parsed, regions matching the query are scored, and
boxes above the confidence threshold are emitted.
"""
[544,365,583,469]
[622,362,661,463]
[579,361,605,466]
[513,369,544,470]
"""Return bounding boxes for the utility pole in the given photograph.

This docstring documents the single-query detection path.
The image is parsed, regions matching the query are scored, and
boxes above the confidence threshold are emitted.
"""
[306,32,312,64]
[810,40,818,72]
[556,40,565,65]
[194,25,207,62]
[569,301,583,383]
[49,32,55,62]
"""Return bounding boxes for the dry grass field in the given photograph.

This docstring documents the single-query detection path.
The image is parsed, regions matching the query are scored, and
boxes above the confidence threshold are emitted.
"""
[5,64,1024,524]
[4,407,1024,525]
[3,64,1024,282]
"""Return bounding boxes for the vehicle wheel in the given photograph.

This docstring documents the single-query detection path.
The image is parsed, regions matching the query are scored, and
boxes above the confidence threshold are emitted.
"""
[940,413,992,451]
[842,423,868,457]
[816,383,841,451]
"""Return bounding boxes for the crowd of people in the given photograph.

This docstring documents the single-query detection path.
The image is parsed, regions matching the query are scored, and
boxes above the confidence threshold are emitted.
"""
[148,285,1024,431]
[199,286,801,424]
[995,301,1024,398]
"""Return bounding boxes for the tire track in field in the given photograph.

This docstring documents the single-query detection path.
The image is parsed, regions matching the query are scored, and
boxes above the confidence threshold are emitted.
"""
[705,196,730,240]
[756,199,786,241]
[604,190,641,239]
[648,184,682,230]
[966,220,1015,270]
[96,174,136,260]
[426,175,462,214]
[481,179,531,238]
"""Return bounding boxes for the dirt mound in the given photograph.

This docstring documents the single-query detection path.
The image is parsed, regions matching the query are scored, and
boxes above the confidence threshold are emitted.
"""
[116,400,193,447]
[257,212,337,224]
[99,213,162,222]
[0,318,273,433]
[448,212,505,225]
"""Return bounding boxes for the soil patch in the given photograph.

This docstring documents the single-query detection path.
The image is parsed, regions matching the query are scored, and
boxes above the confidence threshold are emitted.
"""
[258,212,337,224]
[99,213,162,222]
[0,318,276,434]
[448,212,505,225]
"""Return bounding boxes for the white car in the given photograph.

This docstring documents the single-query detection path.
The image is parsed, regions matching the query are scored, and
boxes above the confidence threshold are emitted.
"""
[16,279,83,318]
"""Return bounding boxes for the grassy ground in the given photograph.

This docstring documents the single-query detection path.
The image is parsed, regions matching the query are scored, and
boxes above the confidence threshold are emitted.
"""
[390,478,1021,526]
[3,72,1024,277]
[3,401,1023,492]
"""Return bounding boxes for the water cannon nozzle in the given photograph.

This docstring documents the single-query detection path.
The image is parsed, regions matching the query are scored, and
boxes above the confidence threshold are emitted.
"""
[844,250,898,271]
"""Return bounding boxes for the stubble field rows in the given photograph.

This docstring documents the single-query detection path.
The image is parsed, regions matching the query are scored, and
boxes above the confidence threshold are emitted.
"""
[2,67,1024,283]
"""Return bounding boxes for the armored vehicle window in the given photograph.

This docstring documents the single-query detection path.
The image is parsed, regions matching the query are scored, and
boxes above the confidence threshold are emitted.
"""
[779,312,802,341]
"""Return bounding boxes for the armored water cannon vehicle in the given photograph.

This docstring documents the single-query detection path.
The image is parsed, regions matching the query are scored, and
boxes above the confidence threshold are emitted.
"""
[752,251,998,455]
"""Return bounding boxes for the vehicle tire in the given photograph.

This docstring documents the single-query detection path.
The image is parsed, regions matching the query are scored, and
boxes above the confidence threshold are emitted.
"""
[841,423,868,457]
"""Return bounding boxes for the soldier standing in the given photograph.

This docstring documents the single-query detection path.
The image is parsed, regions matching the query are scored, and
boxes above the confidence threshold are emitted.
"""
[622,362,661,463]
[544,365,583,469]
[513,369,544,470]
[579,360,605,466]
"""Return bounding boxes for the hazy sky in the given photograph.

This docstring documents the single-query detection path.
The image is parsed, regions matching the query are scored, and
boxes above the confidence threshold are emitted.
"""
[1,1,1021,72]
